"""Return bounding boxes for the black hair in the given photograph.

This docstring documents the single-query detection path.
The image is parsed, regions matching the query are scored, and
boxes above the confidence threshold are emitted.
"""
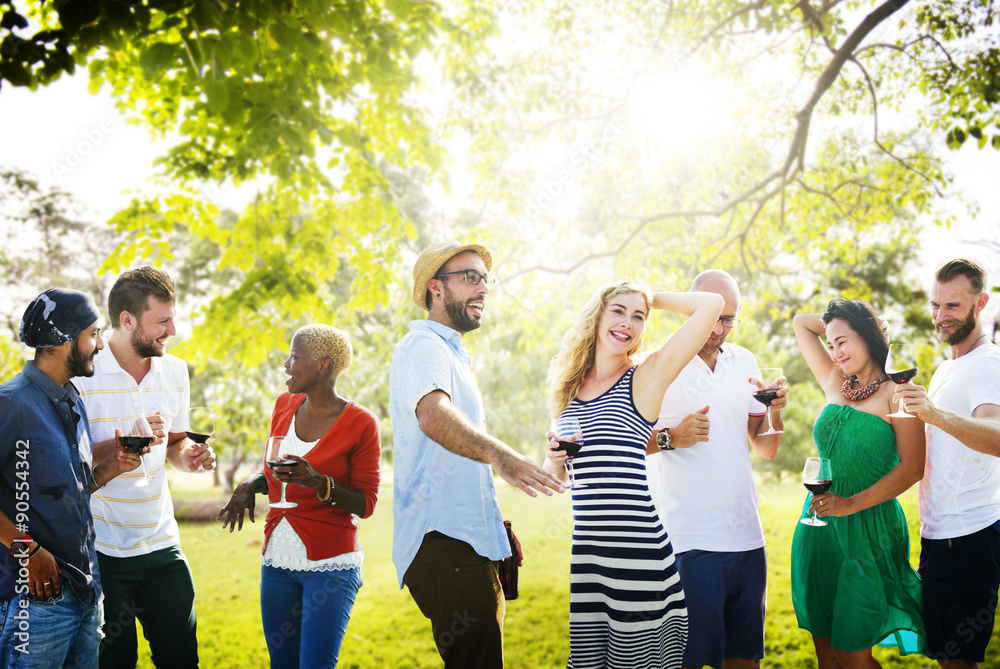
[821,298,889,373]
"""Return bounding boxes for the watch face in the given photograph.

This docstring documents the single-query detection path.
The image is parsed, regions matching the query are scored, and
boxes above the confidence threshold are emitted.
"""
[656,431,671,448]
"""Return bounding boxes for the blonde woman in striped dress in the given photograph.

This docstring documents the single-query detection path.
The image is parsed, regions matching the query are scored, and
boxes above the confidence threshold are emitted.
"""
[544,280,723,669]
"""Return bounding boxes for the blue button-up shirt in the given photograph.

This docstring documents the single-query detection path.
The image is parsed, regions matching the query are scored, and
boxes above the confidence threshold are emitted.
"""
[0,362,100,604]
[390,320,508,586]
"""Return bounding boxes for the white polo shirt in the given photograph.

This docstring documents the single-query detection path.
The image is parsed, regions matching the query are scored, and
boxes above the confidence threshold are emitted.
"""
[919,342,1000,540]
[74,346,191,557]
[645,342,767,554]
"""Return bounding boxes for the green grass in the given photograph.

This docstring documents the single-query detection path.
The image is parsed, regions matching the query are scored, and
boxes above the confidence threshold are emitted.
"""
[130,480,1000,668]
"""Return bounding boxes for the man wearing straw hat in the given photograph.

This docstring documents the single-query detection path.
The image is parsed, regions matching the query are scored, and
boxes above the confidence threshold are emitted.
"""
[390,240,564,668]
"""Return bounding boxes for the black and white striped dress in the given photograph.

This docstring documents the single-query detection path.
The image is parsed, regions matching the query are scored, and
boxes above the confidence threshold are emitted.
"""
[562,366,688,669]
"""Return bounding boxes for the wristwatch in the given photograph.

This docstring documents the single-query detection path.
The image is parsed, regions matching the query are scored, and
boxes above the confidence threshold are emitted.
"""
[9,535,32,555]
[655,428,675,451]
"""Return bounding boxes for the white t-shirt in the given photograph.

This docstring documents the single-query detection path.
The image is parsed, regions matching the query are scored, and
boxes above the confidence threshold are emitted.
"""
[919,342,1000,540]
[645,342,767,554]
[74,346,191,557]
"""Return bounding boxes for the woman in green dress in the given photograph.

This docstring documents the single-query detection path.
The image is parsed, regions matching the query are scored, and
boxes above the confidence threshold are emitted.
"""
[791,298,927,667]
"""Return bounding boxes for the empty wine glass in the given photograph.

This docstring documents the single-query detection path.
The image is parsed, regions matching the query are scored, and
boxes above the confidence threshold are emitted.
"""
[265,435,297,509]
[885,344,919,418]
[553,416,586,489]
[751,367,784,436]
[119,415,155,488]
[800,457,833,527]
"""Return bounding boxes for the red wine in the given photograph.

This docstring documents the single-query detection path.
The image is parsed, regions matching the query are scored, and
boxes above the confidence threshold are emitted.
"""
[267,459,299,469]
[753,389,780,406]
[804,479,833,494]
[498,520,519,600]
[554,440,583,457]
[887,368,918,384]
[186,431,211,444]
[120,436,152,453]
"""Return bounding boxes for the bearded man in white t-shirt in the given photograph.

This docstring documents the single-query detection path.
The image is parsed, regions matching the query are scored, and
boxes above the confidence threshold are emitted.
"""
[894,257,1000,669]
[644,269,788,669]
[74,267,216,669]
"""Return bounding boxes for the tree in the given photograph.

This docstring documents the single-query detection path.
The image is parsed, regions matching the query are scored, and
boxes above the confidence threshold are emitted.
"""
[2,0,494,372]
[0,167,119,334]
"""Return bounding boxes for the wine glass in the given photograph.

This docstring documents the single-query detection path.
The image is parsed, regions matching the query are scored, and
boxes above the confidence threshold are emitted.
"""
[119,416,155,487]
[751,367,784,436]
[181,407,215,472]
[800,457,833,527]
[183,407,215,445]
[264,435,297,509]
[885,344,919,418]
[553,416,586,489]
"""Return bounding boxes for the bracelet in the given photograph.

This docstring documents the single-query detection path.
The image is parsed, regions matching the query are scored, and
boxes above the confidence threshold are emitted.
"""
[321,476,337,506]
[27,543,41,559]
[316,475,332,502]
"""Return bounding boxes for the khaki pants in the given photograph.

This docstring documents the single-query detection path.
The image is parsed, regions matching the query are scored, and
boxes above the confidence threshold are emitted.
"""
[403,532,505,669]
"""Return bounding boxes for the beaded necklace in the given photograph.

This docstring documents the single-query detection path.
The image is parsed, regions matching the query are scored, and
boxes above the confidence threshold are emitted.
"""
[841,373,889,401]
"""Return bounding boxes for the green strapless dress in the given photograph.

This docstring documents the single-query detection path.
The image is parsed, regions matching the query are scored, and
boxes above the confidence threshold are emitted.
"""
[791,404,927,655]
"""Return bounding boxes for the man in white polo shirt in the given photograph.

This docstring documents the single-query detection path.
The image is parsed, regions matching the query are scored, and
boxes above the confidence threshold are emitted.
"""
[645,269,788,669]
[895,257,1000,668]
[74,267,215,669]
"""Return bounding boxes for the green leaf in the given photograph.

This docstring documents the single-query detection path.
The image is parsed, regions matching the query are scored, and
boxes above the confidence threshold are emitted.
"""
[204,48,230,113]
[139,42,179,79]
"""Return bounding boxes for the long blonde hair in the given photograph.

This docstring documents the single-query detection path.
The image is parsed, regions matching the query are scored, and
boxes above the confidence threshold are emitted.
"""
[547,280,653,419]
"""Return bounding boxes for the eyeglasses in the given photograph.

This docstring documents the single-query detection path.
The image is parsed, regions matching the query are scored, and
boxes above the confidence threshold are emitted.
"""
[717,315,741,328]
[434,269,496,288]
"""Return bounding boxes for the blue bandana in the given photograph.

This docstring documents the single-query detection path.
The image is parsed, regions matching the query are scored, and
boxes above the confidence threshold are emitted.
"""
[19,288,101,349]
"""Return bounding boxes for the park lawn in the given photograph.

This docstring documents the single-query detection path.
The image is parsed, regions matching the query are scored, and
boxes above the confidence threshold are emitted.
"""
[133,480,1000,668]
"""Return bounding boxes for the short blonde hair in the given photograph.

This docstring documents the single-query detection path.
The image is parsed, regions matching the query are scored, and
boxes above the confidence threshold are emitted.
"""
[547,280,652,418]
[294,324,353,380]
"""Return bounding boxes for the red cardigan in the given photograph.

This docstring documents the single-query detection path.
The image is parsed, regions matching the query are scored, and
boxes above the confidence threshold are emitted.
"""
[262,392,381,560]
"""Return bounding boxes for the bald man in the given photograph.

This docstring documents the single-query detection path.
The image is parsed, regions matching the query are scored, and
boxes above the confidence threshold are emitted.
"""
[644,269,789,669]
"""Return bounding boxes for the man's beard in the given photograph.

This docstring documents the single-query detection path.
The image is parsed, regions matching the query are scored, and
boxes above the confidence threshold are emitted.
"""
[131,324,163,358]
[699,333,727,357]
[67,340,96,378]
[935,305,977,346]
[443,285,482,333]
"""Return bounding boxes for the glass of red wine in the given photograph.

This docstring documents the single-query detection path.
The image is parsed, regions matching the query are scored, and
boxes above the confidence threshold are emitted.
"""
[265,435,297,509]
[801,456,833,527]
[182,407,215,472]
[751,367,784,436]
[885,344,919,418]
[119,415,155,487]
[553,416,586,489]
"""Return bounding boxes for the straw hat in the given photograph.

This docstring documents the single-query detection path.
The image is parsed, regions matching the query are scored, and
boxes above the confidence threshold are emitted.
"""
[412,240,492,311]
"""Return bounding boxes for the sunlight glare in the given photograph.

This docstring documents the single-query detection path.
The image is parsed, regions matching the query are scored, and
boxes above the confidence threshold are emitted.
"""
[626,68,733,157]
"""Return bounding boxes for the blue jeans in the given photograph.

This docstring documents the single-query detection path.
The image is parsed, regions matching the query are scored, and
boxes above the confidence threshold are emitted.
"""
[0,585,103,669]
[261,565,362,669]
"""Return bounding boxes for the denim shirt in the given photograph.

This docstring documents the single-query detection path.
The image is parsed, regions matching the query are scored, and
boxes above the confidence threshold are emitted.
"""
[0,362,100,604]
[390,320,508,587]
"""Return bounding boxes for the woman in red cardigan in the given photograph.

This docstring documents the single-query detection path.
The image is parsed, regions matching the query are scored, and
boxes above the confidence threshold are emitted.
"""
[219,324,381,668]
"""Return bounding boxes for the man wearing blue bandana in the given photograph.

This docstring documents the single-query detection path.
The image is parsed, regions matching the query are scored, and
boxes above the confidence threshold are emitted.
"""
[0,288,142,669]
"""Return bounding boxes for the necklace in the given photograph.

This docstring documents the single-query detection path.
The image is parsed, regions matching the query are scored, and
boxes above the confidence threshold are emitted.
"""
[842,373,889,401]
[959,333,987,359]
